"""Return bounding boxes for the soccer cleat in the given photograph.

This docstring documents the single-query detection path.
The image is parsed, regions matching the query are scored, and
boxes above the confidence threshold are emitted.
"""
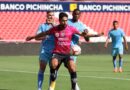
[71,83,80,90]
[48,87,54,90]
[113,68,118,73]
[119,68,123,73]
[38,88,42,90]
[49,81,56,90]
[75,83,80,90]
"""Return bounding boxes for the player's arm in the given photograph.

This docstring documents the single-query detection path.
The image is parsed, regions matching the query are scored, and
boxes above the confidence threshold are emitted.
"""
[26,31,50,41]
[86,32,104,37]
[104,37,110,48]
[83,29,104,42]
[35,37,46,41]
[123,36,128,50]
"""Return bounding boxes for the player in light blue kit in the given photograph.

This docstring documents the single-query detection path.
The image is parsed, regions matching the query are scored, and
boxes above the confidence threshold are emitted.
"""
[67,9,88,90]
[68,9,88,63]
[105,21,128,73]
[35,12,56,90]
[67,9,103,90]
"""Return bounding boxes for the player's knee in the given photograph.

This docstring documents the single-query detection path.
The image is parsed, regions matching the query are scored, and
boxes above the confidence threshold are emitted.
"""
[119,55,123,59]
[51,59,58,69]
[39,61,47,71]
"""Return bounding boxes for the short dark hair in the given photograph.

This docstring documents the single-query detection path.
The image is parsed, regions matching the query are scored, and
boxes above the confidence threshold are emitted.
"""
[59,12,68,20]
[113,20,118,25]
[47,11,53,14]
[73,9,80,14]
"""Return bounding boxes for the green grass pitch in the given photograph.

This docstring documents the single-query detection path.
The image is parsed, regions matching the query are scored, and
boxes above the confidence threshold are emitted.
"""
[0,55,130,90]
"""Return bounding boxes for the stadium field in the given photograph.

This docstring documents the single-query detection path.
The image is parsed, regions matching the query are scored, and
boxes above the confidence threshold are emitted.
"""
[0,55,130,90]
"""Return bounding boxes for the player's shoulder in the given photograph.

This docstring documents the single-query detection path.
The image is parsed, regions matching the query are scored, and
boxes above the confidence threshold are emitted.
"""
[108,29,113,33]
[78,20,84,24]
[117,28,123,31]
[50,25,59,30]
[68,19,72,22]
[39,23,47,28]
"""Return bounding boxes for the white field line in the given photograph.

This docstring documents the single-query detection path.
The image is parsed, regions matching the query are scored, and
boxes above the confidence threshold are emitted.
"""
[0,69,130,81]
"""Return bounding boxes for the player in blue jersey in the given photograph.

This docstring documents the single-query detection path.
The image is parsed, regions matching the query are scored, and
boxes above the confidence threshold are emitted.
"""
[35,11,56,90]
[105,21,128,73]
[67,9,88,90]
[67,9,104,90]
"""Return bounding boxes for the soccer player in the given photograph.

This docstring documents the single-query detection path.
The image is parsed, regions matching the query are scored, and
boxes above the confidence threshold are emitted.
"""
[35,11,56,90]
[67,9,104,90]
[105,20,128,73]
[26,12,88,90]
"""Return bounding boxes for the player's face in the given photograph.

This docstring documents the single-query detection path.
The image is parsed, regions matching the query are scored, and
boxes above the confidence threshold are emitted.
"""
[59,16,68,27]
[47,12,54,19]
[113,22,118,29]
[73,11,80,21]
[46,18,53,24]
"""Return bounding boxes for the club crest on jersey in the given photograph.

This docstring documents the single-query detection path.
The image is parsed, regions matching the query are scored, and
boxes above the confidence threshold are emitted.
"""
[61,32,65,37]
[55,33,59,37]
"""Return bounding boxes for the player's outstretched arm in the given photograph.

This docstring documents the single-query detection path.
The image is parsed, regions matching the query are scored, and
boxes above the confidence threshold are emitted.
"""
[86,32,104,37]
[26,31,49,41]
[123,36,128,51]
[83,32,104,42]
[104,37,110,48]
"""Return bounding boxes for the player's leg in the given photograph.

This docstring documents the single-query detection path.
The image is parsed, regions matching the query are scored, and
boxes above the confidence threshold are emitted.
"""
[118,47,124,72]
[64,56,79,90]
[38,61,47,90]
[49,59,62,90]
[37,51,51,90]
[67,58,80,90]
[112,48,118,72]
[49,54,62,90]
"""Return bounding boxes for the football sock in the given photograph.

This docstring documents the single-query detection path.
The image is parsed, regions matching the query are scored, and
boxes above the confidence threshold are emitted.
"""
[38,70,44,89]
[113,59,117,69]
[119,59,123,68]
[70,72,77,90]
[49,69,58,85]
[50,68,57,89]
[50,68,57,81]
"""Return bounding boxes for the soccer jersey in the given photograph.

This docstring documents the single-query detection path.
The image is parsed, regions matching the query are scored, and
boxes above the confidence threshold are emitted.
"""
[68,19,87,45]
[37,23,55,53]
[108,28,125,48]
[48,25,80,54]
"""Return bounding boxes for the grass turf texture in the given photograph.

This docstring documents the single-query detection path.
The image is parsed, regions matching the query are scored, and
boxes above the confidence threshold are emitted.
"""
[0,55,130,90]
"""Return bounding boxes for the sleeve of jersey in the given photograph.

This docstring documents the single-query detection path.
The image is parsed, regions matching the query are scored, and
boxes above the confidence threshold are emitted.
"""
[47,27,55,35]
[36,24,44,35]
[73,27,80,34]
[121,29,125,36]
[108,31,111,38]
[82,23,87,32]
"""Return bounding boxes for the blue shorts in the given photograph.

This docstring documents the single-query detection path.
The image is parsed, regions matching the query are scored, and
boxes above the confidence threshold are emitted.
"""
[39,49,53,64]
[112,47,123,56]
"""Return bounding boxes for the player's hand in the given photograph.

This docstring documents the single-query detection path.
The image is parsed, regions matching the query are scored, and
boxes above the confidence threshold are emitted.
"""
[82,29,88,36]
[104,44,108,48]
[99,32,104,36]
[125,45,128,51]
[84,36,90,42]
[26,36,34,41]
